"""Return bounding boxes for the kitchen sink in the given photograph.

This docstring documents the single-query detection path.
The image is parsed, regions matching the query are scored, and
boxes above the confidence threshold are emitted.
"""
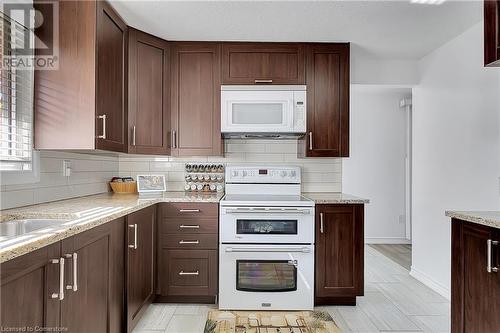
[0,219,69,238]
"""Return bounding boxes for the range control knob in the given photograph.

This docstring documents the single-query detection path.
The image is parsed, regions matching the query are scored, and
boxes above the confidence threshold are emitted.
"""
[242,171,248,177]
[290,170,297,177]
[280,171,287,177]
[231,170,239,177]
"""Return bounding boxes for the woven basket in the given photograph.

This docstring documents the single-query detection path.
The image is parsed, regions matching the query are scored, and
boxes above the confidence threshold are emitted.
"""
[110,181,137,194]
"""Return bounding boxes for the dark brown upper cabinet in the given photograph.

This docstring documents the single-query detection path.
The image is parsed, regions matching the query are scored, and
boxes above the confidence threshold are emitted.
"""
[34,0,127,152]
[484,0,500,67]
[170,42,223,156]
[128,28,171,155]
[298,43,350,158]
[222,43,305,84]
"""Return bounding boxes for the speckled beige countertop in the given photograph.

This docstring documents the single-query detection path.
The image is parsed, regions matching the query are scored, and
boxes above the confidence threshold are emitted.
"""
[302,192,369,204]
[446,211,500,229]
[0,191,223,263]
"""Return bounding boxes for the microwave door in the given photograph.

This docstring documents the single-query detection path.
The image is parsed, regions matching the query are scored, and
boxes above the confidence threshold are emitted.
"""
[222,91,294,132]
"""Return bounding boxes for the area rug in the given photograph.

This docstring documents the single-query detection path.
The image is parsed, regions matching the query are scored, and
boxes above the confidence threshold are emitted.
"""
[204,310,342,333]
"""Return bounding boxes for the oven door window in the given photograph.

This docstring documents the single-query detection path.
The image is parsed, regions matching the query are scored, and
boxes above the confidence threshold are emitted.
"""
[236,260,297,292]
[236,219,298,235]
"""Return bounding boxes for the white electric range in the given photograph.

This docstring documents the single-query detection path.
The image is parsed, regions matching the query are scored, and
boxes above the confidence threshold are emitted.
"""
[218,166,315,310]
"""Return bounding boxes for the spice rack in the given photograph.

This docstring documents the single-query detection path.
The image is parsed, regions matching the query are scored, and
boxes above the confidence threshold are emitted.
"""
[184,163,224,193]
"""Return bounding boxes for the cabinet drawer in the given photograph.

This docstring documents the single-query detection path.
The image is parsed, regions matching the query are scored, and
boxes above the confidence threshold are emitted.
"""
[162,234,218,249]
[161,249,217,296]
[161,203,218,218]
[162,218,218,234]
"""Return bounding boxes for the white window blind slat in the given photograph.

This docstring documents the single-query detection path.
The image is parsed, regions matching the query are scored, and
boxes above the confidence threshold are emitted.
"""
[0,10,34,171]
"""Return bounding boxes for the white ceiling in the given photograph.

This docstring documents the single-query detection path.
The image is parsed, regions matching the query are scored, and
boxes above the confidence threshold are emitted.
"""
[111,0,482,60]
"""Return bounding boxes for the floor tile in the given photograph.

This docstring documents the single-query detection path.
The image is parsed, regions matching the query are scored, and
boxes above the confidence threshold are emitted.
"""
[134,304,177,330]
[411,315,450,333]
[165,314,207,333]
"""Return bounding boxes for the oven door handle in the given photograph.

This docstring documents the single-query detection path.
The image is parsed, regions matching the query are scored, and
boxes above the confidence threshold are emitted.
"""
[224,208,311,214]
[225,247,311,253]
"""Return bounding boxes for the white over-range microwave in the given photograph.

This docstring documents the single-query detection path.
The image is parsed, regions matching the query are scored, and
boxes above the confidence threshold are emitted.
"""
[221,85,306,139]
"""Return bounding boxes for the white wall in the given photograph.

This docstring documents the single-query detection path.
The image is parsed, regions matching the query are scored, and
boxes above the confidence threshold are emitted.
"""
[411,22,500,298]
[344,86,411,244]
[119,140,342,193]
[0,151,118,210]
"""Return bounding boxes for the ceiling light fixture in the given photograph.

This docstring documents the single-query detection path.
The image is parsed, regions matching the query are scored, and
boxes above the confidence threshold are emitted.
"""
[410,0,447,4]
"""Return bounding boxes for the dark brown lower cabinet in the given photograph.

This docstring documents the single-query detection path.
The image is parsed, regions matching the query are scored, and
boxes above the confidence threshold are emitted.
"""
[451,220,500,333]
[0,217,125,333]
[315,204,364,305]
[0,243,61,330]
[126,206,156,332]
[156,202,218,303]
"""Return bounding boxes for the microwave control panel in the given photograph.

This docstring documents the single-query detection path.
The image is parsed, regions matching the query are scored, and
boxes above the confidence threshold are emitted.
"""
[293,91,306,132]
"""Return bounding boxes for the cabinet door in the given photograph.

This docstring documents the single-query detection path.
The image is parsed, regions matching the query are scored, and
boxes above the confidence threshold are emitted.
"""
[0,243,61,330]
[126,206,156,332]
[484,0,500,67]
[315,204,363,303]
[60,218,125,333]
[171,42,222,156]
[451,221,500,333]
[95,0,127,152]
[299,43,349,157]
[128,28,170,154]
[222,43,305,84]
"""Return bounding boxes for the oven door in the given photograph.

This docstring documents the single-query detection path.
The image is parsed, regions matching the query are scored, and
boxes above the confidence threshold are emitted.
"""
[220,206,314,244]
[219,244,314,310]
[221,90,295,133]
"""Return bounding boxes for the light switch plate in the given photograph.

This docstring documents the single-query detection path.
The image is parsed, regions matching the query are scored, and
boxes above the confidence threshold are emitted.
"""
[63,160,71,177]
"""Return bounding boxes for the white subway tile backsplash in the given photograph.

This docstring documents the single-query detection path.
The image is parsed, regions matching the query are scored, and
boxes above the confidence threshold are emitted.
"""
[1,151,119,210]
[0,140,342,210]
[118,139,342,193]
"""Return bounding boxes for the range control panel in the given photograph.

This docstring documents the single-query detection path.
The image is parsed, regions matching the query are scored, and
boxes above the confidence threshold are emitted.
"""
[225,166,301,184]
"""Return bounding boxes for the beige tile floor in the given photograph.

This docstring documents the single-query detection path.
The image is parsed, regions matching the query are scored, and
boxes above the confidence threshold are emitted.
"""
[133,246,450,333]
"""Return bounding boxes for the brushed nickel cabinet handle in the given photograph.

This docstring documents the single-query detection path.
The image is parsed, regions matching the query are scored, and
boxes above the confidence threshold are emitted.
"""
[309,132,313,150]
[132,126,136,146]
[179,209,200,213]
[129,224,138,249]
[179,270,199,276]
[254,79,273,84]
[487,239,499,273]
[97,115,106,139]
[172,130,177,148]
[320,212,324,233]
[51,258,65,300]
[179,240,199,245]
[65,253,78,291]
[179,225,200,229]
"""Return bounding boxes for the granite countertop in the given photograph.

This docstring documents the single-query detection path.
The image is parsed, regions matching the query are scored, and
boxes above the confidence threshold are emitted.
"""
[302,192,369,204]
[446,211,500,230]
[0,191,223,263]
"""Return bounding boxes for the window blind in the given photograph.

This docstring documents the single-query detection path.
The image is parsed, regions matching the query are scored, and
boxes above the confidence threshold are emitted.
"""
[0,10,34,171]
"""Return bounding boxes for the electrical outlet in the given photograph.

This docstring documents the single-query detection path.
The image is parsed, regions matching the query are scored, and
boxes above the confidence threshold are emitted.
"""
[63,160,71,177]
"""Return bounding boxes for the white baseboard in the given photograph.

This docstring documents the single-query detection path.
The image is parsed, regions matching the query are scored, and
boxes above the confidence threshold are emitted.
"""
[365,237,412,244]
[409,267,451,300]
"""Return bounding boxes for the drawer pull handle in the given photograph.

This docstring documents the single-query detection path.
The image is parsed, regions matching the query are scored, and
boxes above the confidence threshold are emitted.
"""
[179,240,200,245]
[179,270,199,276]
[179,225,200,229]
[129,224,138,249]
[254,79,273,84]
[179,209,200,213]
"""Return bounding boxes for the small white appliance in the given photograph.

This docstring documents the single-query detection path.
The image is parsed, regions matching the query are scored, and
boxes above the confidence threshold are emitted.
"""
[220,85,306,139]
[219,166,315,310]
